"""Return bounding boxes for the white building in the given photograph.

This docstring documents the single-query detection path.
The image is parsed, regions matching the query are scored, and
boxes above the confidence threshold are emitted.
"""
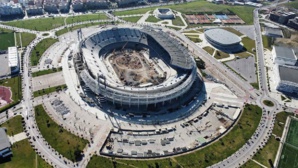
[153,8,175,19]
[274,65,298,94]
[272,46,297,66]
[8,47,19,74]
[0,128,12,158]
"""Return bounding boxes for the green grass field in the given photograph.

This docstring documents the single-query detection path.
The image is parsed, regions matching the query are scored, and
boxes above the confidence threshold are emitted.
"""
[186,35,202,43]
[0,31,15,50]
[121,16,142,23]
[0,115,23,136]
[203,46,215,55]
[17,32,36,47]
[32,67,62,77]
[241,160,262,168]
[242,37,256,53]
[283,0,298,9]
[0,139,52,168]
[250,82,259,90]
[214,50,230,59]
[273,112,293,137]
[66,14,108,24]
[34,105,88,162]
[285,119,298,147]
[88,104,262,168]
[278,144,298,168]
[33,84,67,97]
[114,1,254,24]
[172,16,185,26]
[0,76,22,113]
[145,16,161,23]
[30,38,58,66]
[222,27,243,36]
[263,100,274,107]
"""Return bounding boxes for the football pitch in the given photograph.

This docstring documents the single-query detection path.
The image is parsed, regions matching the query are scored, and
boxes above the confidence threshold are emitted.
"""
[278,119,298,168]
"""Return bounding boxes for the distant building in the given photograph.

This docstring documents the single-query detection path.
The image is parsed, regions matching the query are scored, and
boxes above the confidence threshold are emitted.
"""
[116,0,138,7]
[85,0,108,9]
[24,0,43,15]
[272,46,297,66]
[269,10,296,25]
[0,128,12,158]
[287,17,298,30]
[0,1,23,16]
[264,27,283,38]
[153,8,175,19]
[274,65,298,94]
[72,0,85,11]
[58,0,70,13]
[43,0,59,13]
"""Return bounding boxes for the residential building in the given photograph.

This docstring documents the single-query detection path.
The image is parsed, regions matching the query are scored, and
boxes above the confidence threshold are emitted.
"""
[269,10,296,24]
[272,46,297,66]
[287,17,298,30]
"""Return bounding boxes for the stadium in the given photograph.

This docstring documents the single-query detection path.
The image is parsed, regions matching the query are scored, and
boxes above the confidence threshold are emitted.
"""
[77,25,202,111]
[204,28,242,52]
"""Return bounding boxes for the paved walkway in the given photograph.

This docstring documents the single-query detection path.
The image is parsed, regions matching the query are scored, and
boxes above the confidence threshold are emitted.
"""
[9,132,27,144]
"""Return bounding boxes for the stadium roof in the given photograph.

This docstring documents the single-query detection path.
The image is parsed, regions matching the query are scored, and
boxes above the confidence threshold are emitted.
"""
[0,128,10,151]
[204,28,241,45]
[279,65,298,84]
[8,47,18,68]
[274,46,297,60]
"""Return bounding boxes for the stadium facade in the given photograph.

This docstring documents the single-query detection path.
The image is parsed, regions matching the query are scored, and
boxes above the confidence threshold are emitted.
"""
[77,26,201,109]
[204,28,242,52]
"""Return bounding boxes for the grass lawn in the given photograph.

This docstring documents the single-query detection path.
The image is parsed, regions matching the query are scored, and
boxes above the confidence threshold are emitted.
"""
[121,16,142,23]
[0,115,23,136]
[114,1,254,24]
[241,160,262,168]
[56,22,111,36]
[186,35,202,43]
[172,16,185,26]
[285,119,298,147]
[0,139,52,168]
[283,0,298,9]
[88,104,262,168]
[145,16,161,23]
[250,82,259,90]
[32,67,62,77]
[66,14,108,24]
[34,105,88,162]
[277,143,298,168]
[3,17,66,31]
[0,31,15,50]
[165,26,181,31]
[214,50,230,59]
[203,46,215,55]
[222,27,243,36]
[262,35,273,50]
[183,30,199,33]
[273,112,293,137]
[17,32,36,47]
[30,38,58,66]
[242,37,256,53]
[263,100,274,107]
[33,84,67,97]
[0,76,22,113]
[235,51,253,59]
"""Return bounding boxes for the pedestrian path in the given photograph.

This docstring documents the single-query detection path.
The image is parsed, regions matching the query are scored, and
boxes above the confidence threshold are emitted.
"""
[9,132,27,144]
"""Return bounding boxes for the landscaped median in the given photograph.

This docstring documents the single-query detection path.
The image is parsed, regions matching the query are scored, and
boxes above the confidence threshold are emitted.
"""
[32,67,62,77]
[34,105,89,162]
[30,38,58,66]
[87,104,262,168]
[33,84,67,98]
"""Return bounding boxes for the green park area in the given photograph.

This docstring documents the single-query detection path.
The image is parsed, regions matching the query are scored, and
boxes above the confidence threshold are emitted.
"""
[3,14,109,31]
[203,46,215,55]
[114,1,254,24]
[35,105,88,162]
[214,50,230,60]
[222,27,243,36]
[0,28,15,50]
[33,84,67,97]
[0,115,23,136]
[283,0,298,9]
[0,116,51,168]
[0,28,36,49]
[273,112,293,137]
[87,104,262,168]
[278,118,298,168]
[242,37,256,54]
[0,76,22,113]
[121,16,142,23]
[32,67,62,77]
[186,35,202,43]
[30,38,58,66]
[66,14,108,24]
